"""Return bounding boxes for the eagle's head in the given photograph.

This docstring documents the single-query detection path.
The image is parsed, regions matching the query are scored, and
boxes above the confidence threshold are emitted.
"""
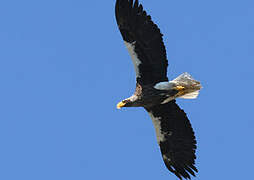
[116,95,139,109]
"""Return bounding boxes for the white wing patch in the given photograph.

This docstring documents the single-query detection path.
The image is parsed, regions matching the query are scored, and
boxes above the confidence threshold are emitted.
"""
[161,97,175,104]
[124,41,141,77]
[148,112,165,144]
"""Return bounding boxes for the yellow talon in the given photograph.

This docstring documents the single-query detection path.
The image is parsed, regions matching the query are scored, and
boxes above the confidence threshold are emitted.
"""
[174,86,185,91]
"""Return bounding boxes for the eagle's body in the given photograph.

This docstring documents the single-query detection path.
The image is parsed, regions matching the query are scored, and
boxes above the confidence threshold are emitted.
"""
[117,73,201,109]
[115,0,202,179]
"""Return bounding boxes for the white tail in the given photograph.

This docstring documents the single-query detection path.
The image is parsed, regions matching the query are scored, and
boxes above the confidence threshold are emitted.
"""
[179,90,200,99]
[171,72,202,99]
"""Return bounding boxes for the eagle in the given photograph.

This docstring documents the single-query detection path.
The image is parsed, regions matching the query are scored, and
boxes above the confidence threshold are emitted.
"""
[115,0,202,179]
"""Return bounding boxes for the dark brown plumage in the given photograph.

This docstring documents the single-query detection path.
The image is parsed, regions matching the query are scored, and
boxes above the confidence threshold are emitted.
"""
[115,1,201,179]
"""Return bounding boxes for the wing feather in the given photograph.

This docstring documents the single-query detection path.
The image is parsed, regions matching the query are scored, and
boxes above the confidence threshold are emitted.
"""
[145,100,198,179]
[115,0,168,85]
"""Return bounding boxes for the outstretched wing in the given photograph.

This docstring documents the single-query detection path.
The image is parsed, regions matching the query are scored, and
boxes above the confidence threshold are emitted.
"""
[115,0,168,85]
[145,100,198,180]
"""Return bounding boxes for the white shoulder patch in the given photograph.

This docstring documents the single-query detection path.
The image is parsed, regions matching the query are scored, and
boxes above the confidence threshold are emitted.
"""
[124,41,141,77]
[148,112,165,144]
[154,81,173,90]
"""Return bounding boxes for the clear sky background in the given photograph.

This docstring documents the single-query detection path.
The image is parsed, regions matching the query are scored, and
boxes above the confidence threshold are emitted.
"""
[0,0,253,179]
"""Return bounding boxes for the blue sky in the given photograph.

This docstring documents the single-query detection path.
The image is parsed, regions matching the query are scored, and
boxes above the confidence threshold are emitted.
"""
[0,0,253,179]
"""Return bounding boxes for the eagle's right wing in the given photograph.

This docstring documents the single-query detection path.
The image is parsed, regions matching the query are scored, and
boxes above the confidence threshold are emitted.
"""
[145,100,198,180]
[115,0,168,85]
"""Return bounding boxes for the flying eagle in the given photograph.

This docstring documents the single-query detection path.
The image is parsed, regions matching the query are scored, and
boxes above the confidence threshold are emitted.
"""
[115,0,202,179]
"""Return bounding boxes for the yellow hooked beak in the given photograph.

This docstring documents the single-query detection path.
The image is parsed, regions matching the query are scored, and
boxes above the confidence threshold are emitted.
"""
[117,101,126,109]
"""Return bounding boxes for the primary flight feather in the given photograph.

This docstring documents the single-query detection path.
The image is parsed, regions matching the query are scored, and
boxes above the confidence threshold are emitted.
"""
[115,0,202,179]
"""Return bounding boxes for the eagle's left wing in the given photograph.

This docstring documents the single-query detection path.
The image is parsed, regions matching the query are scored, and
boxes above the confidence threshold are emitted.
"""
[115,0,168,85]
[145,100,198,180]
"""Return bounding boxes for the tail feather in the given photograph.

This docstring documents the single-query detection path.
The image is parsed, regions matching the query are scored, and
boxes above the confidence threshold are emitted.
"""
[171,72,202,99]
[179,90,200,99]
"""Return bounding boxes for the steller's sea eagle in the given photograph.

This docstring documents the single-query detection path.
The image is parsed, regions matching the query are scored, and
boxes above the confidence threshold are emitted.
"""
[115,0,202,179]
